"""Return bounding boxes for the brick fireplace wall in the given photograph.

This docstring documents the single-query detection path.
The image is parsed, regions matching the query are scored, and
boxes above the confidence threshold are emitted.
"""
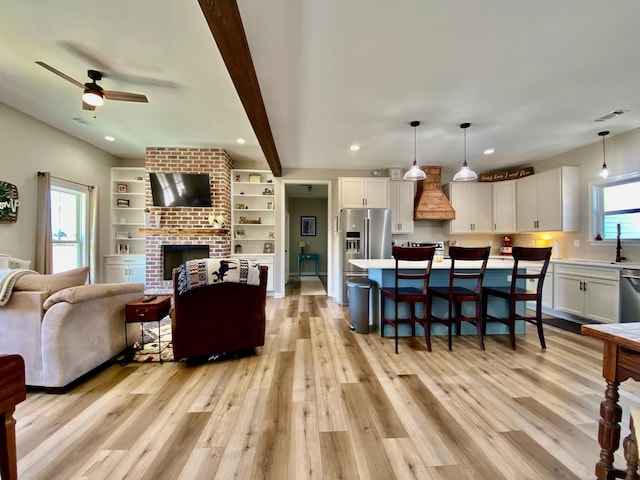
[144,147,232,293]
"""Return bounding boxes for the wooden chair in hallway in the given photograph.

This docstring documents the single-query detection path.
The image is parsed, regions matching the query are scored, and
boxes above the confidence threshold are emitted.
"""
[481,246,552,349]
[380,246,436,354]
[426,246,490,351]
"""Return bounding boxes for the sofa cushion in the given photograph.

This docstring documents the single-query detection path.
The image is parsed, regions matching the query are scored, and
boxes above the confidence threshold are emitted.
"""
[13,267,89,296]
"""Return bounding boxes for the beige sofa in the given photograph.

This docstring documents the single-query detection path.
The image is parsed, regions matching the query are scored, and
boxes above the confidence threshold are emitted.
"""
[0,267,143,390]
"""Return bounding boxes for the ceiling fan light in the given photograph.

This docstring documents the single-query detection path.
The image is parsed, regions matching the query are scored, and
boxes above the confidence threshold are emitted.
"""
[403,162,426,181]
[83,89,104,107]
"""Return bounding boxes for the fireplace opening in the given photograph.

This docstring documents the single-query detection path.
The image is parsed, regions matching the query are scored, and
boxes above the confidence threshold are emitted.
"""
[162,245,210,280]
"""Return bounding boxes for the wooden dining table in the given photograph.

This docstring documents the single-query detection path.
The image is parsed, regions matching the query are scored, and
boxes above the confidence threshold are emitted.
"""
[0,354,26,480]
[582,322,640,480]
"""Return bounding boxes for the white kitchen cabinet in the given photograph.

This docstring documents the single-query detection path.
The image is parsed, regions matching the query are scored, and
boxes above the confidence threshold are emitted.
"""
[104,255,146,284]
[516,167,580,232]
[525,263,553,310]
[553,264,619,323]
[443,182,492,234]
[389,181,414,234]
[492,180,517,233]
[339,177,389,209]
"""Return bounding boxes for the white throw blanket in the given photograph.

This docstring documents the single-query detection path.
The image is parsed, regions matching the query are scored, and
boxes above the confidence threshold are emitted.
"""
[176,258,261,295]
[0,268,38,306]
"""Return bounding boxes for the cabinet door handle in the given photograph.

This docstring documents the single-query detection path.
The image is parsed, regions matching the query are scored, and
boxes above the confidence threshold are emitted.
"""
[583,281,587,292]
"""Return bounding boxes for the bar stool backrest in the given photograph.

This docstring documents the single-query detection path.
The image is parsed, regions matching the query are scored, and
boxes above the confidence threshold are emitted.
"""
[447,246,491,294]
[510,246,552,295]
[391,246,436,295]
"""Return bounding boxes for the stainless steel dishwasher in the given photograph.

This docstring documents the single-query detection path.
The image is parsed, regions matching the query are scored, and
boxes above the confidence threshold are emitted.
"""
[620,268,640,322]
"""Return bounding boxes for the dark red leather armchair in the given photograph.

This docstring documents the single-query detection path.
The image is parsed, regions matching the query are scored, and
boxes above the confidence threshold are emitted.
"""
[171,265,267,361]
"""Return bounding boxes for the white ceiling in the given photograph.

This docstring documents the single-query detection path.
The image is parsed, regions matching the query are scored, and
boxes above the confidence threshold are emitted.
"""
[2,1,640,175]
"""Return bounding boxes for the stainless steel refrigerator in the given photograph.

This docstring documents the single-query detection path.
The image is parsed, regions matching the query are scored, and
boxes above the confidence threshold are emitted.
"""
[340,208,392,305]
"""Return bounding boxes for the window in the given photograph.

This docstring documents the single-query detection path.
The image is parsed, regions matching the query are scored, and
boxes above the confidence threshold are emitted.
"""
[592,173,640,241]
[51,182,88,273]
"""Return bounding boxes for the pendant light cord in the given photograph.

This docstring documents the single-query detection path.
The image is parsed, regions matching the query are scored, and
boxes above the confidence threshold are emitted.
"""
[463,127,467,167]
[413,124,417,165]
[601,134,607,168]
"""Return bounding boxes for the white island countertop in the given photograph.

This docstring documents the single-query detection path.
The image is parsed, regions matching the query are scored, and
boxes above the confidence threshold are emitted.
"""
[349,258,520,270]
[350,257,640,270]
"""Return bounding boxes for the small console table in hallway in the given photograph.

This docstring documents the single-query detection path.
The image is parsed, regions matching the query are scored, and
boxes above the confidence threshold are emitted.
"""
[298,253,320,278]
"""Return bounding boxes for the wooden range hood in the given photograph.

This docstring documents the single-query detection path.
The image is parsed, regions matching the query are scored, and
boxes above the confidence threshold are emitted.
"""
[413,166,456,220]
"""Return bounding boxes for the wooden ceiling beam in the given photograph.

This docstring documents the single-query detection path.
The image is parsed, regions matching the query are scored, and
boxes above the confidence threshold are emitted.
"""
[198,0,282,177]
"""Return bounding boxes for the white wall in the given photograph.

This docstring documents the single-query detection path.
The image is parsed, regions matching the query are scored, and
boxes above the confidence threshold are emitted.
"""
[0,103,120,277]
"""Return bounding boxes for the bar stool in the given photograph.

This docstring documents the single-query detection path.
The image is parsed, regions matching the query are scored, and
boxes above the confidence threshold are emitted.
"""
[380,246,436,354]
[481,246,552,349]
[426,246,490,351]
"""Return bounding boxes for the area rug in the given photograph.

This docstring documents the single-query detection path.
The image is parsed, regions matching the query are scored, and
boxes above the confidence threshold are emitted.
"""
[130,318,174,362]
[300,275,326,296]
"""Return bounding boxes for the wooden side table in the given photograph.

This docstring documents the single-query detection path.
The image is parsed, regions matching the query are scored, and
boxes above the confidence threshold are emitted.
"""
[0,354,26,480]
[125,296,172,363]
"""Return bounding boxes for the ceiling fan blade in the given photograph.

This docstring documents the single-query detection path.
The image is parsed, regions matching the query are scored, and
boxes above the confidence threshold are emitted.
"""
[82,101,96,111]
[35,61,84,89]
[103,90,148,103]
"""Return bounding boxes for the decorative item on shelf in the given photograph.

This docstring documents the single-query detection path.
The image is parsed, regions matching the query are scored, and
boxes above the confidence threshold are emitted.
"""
[266,201,273,210]
[117,199,130,207]
[262,187,274,195]
[117,183,128,193]
[118,244,129,255]
[478,166,534,182]
[207,213,226,229]
[389,168,403,181]
[234,244,242,254]
[249,174,261,183]
[263,243,273,254]
[598,130,611,179]
[236,229,245,238]
[116,231,129,239]
[135,176,143,181]
[403,121,427,181]
[235,203,245,209]
[452,122,478,182]
[268,231,274,239]
[235,174,241,182]
[239,217,261,224]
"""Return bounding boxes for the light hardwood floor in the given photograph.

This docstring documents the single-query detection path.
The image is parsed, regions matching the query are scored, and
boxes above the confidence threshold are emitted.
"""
[14,284,640,479]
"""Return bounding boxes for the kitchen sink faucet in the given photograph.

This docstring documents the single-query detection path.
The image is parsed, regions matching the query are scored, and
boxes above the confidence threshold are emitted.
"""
[616,223,627,263]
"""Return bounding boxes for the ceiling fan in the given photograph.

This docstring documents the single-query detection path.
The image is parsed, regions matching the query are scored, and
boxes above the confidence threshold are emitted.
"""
[36,61,148,111]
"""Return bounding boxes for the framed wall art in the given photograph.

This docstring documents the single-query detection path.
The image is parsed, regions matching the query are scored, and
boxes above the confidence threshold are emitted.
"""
[301,216,316,236]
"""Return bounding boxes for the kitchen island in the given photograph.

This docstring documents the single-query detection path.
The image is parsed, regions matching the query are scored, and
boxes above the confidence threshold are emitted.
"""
[349,257,527,338]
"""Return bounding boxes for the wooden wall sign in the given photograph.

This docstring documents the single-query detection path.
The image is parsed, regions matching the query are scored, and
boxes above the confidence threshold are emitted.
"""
[479,166,534,182]
[0,181,19,223]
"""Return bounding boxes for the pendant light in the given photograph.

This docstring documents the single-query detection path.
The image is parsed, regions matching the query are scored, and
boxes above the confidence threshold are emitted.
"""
[452,122,478,182]
[598,130,610,179]
[402,121,427,181]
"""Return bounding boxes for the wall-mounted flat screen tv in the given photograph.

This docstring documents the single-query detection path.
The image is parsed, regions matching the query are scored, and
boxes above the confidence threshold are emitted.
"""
[149,172,212,207]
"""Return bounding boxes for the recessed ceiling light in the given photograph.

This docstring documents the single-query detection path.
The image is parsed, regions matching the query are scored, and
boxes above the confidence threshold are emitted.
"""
[350,144,360,151]
[483,148,495,155]
[236,138,246,144]
[104,135,115,142]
